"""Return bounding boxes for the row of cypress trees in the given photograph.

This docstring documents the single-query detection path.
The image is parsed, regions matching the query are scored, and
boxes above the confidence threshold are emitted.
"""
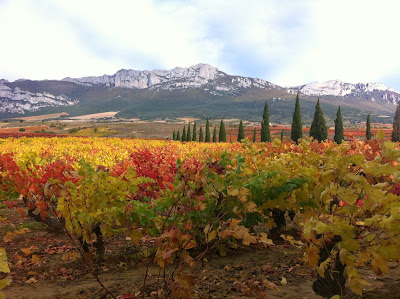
[291,92,373,143]
[173,117,262,143]
[173,92,380,143]
[290,93,333,143]
[172,118,227,142]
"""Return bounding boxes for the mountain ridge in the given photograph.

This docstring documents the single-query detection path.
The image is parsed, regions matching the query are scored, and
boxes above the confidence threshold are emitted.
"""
[61,63,282,96]
[1,63,399,123]
[59,64,400,106]
[0,82,77,114]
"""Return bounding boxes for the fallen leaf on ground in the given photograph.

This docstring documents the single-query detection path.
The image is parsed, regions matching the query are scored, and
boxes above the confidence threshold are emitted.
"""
[21,246,39,256]
[281,277,287,286]
[25,277,38,284]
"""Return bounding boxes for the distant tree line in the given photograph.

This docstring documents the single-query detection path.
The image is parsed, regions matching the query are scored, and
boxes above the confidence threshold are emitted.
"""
[173,91,400,143]
[172,118,227,142]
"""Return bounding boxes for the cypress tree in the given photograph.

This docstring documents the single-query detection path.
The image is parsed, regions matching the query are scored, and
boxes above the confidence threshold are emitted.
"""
[237,120,245,142]
[192,122,197,142]
[253,128,257,142]
[280,130,284,142]
[186,123,191,142]
[219,120,227,142]
[205,118,211,142]
[334,106,344,144]
[366,114,372,140]
[309,99,328,142]
[176,130,180,141]
[212,126,217,142]
[291,92,303,143]
[181,126,186,142]
[199,127,204,142]
[172,130,176,140]
[392,104,400,142]
[261,101,271,142]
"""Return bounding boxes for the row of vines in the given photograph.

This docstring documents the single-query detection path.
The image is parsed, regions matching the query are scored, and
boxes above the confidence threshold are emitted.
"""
[1,136,400,298]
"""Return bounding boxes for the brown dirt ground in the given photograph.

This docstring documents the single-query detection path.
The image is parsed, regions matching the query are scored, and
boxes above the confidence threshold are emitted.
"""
[69,112,120,120]
[2,207,400,299]
[12,113,70,122]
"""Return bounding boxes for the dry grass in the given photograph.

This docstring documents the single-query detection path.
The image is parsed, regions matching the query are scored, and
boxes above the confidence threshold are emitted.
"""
[72,127,118,137]
[69,111,119,120]
[176,117,200,123]
[13,112,69,121]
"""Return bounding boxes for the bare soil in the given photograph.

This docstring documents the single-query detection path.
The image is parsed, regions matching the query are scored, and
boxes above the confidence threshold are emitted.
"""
[12,113,70,122]
[69,112,120,120]
[2,205,400,298]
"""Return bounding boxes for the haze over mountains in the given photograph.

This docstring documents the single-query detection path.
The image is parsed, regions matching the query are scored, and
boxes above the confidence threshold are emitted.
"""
[0,64,398,124]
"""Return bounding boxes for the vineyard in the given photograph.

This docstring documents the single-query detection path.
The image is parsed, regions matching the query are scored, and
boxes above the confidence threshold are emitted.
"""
[1,136,400,298]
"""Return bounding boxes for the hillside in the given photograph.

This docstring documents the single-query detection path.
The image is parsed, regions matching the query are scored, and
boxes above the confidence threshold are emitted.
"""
[1,64,399,124]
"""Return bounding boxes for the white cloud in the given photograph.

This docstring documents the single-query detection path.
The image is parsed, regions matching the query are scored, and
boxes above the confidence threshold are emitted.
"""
[274,0,400,87]
[0,0,312,80]
[1,0,400,90]
[0,1,121,80]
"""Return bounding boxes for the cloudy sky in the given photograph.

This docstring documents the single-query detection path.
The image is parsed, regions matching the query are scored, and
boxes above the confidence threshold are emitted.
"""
[1,0,400,89]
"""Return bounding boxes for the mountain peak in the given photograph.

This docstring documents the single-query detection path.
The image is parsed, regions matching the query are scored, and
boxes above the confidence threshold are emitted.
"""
[62,63,223,89]
[295,80,396,97]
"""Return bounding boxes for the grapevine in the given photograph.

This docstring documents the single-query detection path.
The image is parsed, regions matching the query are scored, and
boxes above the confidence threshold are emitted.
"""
[0,136,400,297]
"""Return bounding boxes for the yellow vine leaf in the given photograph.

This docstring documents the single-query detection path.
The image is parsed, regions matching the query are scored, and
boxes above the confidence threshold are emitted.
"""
[306,245,319,267]
[295,187,308,202]
[383,141,396,150]
[203,224,210,234]
[204,224,217,243]
[340,238,360,252]
[227,186,239,196]
[280,277,287,286]
[320,170,334,185]
[206,230,217,243]
[339,248,347,265]
[381,244,399,260]
[242,230,257,246]
[376,129,385,141]
[317,257,331,278]
[259,233,274,246]
[349,276,370,296]
[0,249,10,274]
[266,219,275,230]
[0,279,9,291]
[371,255,389,275]
[246,201,257,212]
[128,230,143,246]
[314,222,330,234]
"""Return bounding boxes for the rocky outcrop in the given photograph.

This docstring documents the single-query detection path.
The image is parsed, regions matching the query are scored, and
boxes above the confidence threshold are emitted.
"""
[289,80,400,105]
[3,63,400,117]
[0,83,78,114]
[61,63,281,97]
[63,63,222,89]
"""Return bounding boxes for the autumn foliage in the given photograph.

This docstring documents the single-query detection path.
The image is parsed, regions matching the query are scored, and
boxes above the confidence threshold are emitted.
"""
[1,136,400,297]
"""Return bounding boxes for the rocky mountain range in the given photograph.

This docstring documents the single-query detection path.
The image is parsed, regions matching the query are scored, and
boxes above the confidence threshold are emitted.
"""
[1,64,399,123]
[62,63,281,96]
[290,80,400,105]
[0,80,77,114]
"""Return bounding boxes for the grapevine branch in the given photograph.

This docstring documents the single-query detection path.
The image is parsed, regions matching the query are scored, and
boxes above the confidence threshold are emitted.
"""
[45,196,117,299]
